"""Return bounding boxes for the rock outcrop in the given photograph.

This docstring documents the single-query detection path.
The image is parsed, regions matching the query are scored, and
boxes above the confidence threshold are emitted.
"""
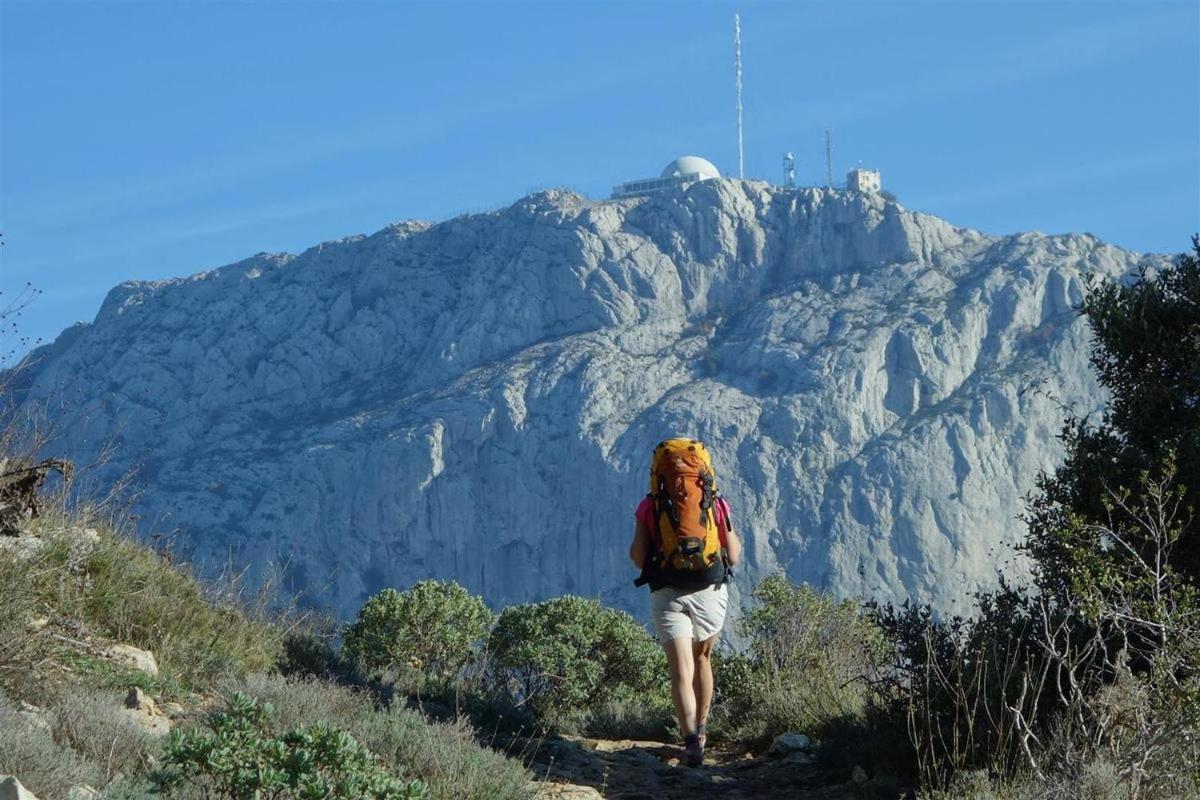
[16,180,1158,618]
[123,687,172,736]
[103,644,159,677]
[0,776,38,800]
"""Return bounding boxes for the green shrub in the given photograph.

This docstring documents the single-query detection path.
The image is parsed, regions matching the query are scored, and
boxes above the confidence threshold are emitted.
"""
[867,239,1200,796]
[277,629,352,681]
[710,648,756,711]
[236,674,532,800]
[1026,238,1200,592]
[151,692,426,799]
[874,544,1200,794]
[344,582,493,681]
[487,596,664,722]
[711,575,889,748]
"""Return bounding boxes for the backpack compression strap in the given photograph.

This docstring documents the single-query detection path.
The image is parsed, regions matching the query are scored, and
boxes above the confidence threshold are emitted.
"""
[633,493,732,589]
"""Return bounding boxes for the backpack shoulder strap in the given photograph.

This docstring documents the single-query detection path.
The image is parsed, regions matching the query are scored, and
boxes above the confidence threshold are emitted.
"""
[714,495,732,543]
[634,493,661,588]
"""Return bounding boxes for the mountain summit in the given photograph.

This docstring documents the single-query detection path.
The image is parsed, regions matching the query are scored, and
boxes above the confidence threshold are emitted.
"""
[20,180,1152,618]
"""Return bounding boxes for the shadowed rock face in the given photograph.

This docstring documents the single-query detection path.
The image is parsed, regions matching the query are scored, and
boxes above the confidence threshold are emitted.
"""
[19,180,1155,619]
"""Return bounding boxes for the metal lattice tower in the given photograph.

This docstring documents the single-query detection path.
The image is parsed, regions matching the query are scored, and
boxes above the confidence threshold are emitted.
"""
[825,129,833,188]
[783,152,795,187]
[734,13,744,180]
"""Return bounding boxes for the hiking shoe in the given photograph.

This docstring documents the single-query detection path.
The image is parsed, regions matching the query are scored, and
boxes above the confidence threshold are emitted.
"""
[684,733,704,768]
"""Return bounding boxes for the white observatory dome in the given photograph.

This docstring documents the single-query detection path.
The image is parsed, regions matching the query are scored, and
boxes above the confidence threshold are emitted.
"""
[660,156,721,181]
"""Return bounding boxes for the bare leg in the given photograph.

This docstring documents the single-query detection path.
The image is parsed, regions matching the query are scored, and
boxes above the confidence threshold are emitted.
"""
[664,636,698,736]
[692,635,716,745]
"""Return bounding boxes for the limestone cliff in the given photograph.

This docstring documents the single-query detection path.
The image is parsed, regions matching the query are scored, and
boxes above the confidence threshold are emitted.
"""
[19,181,1154,618]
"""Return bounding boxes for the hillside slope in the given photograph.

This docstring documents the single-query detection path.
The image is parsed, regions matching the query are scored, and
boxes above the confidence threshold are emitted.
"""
[18,180,1153,617]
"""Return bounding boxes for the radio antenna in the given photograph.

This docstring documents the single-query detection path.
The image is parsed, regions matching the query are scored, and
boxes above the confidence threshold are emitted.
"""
[735,13,744,179]
[825,129,833,188]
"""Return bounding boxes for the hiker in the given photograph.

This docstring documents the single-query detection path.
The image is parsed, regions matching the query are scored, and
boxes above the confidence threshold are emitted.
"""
[629,438,742,768]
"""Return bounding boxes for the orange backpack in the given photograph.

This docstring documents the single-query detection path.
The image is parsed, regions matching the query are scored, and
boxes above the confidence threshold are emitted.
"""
[634,438,729,590]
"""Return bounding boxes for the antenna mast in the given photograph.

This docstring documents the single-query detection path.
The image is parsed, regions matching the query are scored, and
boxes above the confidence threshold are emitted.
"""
[734,13,744,179]
[825,129,833,188]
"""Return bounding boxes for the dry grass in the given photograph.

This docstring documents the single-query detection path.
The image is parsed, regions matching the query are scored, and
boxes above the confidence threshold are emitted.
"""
[49,686,157,785]
[21,512,285,692]
[0,695,101,798]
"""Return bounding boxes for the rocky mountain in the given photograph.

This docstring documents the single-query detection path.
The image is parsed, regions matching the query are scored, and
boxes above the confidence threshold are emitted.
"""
[17,180,1155,620]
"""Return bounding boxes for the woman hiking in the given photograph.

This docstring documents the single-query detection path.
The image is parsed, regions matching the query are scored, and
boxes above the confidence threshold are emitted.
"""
[629,438,742,768]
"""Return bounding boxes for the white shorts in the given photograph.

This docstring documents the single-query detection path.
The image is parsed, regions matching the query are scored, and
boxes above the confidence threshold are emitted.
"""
[650,583,729,643]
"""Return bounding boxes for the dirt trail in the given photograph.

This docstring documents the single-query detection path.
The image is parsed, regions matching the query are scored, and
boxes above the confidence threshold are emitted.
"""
[526,736,874,799]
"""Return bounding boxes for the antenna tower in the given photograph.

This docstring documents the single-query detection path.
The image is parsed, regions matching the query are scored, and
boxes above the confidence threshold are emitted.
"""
[783,152,796,188]
[825,129,833,188]
[734,13,744,179]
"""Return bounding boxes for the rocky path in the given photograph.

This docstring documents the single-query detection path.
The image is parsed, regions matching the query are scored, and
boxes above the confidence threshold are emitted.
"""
[527,736,875,800]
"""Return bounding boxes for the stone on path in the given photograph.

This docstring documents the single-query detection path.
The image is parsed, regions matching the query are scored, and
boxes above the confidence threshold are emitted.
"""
[0,776,39,800]
[14,702,50,734]
[160,700,186,717]
[782,751,816,766]
[768,732,812,756]
[531,782,604,799]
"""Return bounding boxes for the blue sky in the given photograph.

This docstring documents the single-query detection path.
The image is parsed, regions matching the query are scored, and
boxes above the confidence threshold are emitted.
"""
[2,0,1197,355]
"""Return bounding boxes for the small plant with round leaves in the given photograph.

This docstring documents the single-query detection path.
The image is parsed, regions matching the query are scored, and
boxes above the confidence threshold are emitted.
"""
[151,692,426,799]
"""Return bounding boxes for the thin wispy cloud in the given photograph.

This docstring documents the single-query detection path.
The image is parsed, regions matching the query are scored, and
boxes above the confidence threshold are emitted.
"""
[6,4,897,238]
[909,149,1198,215]
[3,2,1192,357]
[10,195,345,275]
[747,8,1190,136]
[9,36,718,235]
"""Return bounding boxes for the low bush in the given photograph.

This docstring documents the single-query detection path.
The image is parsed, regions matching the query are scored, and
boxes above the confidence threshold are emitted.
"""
[874,470,1200,795]
[277,628,357,683]
[344,582,493,683]
[236,673,533,800]
[564,695,675,741]
[710,575,890,750]
[487,596,664,724]
[0,699,101,798]
[151,692,427,799]
[0,451,530,799]
[922,756,1131,800]
[50,687,157,786]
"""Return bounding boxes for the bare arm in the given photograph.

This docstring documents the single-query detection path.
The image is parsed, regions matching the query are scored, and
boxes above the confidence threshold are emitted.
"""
[724,526,743,567]
[630,519,650,569]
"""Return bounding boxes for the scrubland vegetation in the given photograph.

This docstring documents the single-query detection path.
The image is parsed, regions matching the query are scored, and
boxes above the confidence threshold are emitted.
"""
[0,513,535,799]
[1,240,1196,798]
